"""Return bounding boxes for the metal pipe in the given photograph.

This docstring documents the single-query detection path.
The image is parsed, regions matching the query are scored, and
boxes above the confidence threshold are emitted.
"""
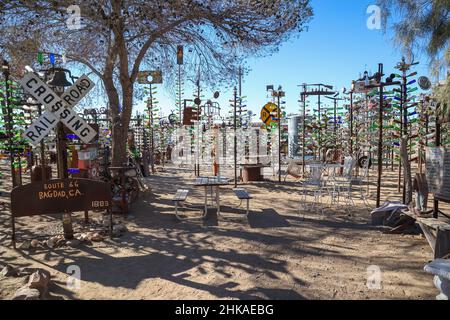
[376,63,384,208]
[233,87,237,187]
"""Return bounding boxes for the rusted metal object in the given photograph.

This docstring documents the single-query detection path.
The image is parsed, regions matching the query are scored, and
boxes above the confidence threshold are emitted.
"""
[10,179,112,248]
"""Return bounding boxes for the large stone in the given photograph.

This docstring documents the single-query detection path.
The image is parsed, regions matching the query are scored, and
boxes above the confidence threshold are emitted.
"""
[30,239,40,248]
[28,269,51,294]
[11,286,41,300]
[19,240,32,250]
[1,265,17,277]
[17,267,37,277]
[56,238,66,247]
[90,233,104,242]
[46,239,55,248]
[112,224,127,237]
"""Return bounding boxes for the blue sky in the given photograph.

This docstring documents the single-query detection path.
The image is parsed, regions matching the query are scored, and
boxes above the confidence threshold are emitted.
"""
[136,0,431,118]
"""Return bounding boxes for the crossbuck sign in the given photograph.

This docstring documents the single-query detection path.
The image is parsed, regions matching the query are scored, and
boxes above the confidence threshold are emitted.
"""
[19,72,97,146]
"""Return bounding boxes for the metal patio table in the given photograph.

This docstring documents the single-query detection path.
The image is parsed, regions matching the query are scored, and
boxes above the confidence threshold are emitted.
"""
[194,176,230,217]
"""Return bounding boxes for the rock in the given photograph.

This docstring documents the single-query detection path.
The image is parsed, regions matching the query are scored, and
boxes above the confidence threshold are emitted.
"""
[66,239,80,247]
[114,224,127,233]
[19,241,32,250]
[90,233,103,242]
[28,269,51,294]
[17,267,37,277]
[56,238,66,247]
[46,239,55,248]
[12,286,41,300]
[1,265,17,277]
[30,239,39,248]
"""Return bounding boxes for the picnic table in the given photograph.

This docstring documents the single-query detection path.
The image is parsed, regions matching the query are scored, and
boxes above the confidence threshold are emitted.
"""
[194,176,230,217]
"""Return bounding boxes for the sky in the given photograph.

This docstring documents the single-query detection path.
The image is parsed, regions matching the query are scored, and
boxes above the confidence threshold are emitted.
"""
[135,0,432,118]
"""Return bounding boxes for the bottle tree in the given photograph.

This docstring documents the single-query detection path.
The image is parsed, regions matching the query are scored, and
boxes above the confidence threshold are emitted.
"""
[143,84,159,173]
[0,78,30,184]
[393,57,419,204]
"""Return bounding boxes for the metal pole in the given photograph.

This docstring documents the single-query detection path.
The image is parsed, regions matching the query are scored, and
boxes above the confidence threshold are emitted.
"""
[350,91,354,155]
[333,98,337,144]
[178,65,182,122]
[2,63,17,187]
[376,63,384,208]
[402,73,408,203]
[233,87,237,187]
[196,67,201,177]
[302,85,306,175]
[53,85,73,239]
[398,84,403,193]
[149,83,155,173]
[433,121,441,218]
[277,93,281,182]
[37,104,47,182]
[318,93,321,160]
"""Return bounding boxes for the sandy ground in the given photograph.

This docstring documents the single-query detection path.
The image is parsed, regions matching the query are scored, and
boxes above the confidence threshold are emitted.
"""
[0,162,446,300]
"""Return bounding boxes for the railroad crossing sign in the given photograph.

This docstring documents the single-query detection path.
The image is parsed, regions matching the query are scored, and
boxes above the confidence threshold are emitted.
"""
[19,73,96,146]
[260,102,281,126]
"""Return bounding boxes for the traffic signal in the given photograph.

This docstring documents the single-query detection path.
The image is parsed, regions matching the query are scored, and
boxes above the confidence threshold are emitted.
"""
[177,45,183,65]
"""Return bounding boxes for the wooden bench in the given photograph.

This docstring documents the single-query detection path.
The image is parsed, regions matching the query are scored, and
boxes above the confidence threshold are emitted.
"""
[233,188,252,217]
[403,209,450,259]
[172,189,189,220]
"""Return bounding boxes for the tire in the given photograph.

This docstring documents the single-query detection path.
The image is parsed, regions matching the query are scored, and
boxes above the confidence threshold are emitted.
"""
[358,156,372,169]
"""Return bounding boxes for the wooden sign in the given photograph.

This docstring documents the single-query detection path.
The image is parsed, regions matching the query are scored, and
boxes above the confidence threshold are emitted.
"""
[425,147,450,201]
[11,178,111,217]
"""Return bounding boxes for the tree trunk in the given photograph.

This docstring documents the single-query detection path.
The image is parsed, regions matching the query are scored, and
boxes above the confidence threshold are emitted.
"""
[111,124,127,166]
[400,137,413,205]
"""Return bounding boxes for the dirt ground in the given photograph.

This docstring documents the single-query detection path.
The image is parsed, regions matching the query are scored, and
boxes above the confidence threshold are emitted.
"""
[0,162,446,300]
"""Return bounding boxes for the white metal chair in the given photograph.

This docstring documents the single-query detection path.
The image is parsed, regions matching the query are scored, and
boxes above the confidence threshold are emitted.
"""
[299,163,325,215]
[353,159,371,208]
[332,157,357,213]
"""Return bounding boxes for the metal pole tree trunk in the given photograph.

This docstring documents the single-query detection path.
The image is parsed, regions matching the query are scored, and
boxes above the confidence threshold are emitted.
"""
[350,92,353,156]
[53,87,73,239]
[233,87,237,187]
[302,85,306,175]
[318,94,321,160]
[278,94,281,182]
[2,66,18,187]
[149,83,155,173]
[376,63,384,208]
[433,121,441,218]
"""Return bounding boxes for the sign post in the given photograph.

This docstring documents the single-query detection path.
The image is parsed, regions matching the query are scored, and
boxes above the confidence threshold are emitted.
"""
[18,71,96,239]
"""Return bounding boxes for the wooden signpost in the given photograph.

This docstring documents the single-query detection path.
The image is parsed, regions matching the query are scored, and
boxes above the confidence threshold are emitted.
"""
[10,179,112,248]
[13,71,99,242]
